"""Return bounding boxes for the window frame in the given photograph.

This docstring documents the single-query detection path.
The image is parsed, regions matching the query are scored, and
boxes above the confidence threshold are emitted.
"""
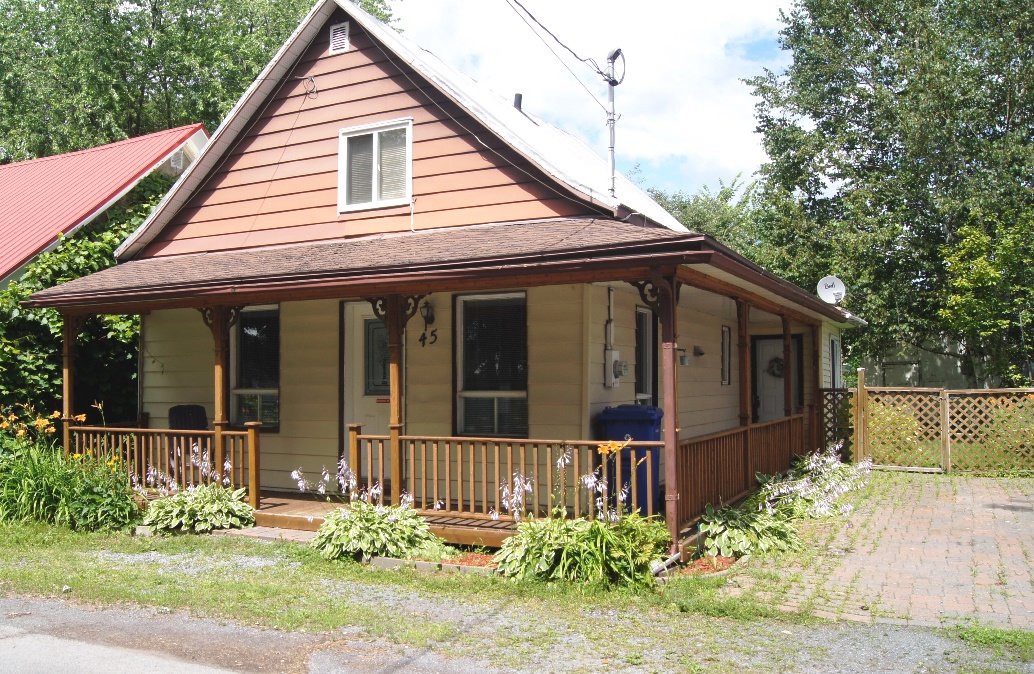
[454,292,528,437]
[830,336,843,388]
[634,306,656,404]
[363,317,389,396]
[721,325,732,386]
[229,304,281,429]
[337,118,413,213]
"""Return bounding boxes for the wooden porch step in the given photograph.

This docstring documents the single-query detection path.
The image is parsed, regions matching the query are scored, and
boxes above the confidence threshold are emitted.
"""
[254,492,517,547]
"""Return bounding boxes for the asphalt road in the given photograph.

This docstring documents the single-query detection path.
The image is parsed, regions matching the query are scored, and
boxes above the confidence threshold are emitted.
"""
[0,596,488,674]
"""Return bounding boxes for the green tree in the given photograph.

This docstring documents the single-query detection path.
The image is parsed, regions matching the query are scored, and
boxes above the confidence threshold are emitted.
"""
[0,0,392,162]
[747,0,1033,385]
[0,0,394,418]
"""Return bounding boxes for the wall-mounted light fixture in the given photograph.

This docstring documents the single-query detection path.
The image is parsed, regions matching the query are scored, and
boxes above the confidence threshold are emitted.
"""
[693,345,706,357]
[419,300,435,330]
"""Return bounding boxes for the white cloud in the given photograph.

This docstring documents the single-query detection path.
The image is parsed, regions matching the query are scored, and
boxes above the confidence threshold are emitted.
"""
[388,0,790,193]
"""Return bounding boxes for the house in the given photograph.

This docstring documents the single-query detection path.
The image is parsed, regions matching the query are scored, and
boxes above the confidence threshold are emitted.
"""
[0,125,208,286]
[27,0,862,548]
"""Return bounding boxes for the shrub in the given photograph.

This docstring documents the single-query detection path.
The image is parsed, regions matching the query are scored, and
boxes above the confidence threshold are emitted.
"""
[143,484,254,534]
[493,513,670,587]
[698,503,802,559]
[312,499,447,561]
[0,445,138,531]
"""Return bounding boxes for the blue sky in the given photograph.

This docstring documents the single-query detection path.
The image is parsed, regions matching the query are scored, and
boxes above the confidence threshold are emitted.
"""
[391,0,790,196]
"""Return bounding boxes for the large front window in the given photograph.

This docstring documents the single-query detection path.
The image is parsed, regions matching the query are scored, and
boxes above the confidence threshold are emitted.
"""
[456,294,527,436]
[232,306,280,425]
[338,118,412,212]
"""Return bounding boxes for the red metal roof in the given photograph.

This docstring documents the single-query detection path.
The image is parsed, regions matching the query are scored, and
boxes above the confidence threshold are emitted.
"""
[0,124,206,282]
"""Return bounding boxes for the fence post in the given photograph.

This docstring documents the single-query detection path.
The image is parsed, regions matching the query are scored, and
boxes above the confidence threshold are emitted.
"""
[347,423,362,489]
[854,368,867,462]
[940,390,951,473]
[245,422,261,509]
[213,420,226,486]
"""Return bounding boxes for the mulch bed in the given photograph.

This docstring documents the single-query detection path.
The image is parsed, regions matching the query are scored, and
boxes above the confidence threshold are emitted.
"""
[677,555,736,576]
[449,551,496,568]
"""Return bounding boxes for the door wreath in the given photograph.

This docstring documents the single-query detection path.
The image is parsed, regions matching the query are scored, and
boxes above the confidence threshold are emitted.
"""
[765,356,785,378]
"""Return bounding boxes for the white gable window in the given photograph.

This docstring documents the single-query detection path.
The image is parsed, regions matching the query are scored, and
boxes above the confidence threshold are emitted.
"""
[338,118,412,213]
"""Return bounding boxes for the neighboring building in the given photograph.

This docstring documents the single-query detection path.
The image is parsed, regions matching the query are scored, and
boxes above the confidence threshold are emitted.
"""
[863,343,972,389]
[29,0,862,546]
[0,125,208,286]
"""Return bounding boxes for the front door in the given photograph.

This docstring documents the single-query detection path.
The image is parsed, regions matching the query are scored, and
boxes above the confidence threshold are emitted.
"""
[753,336,800,422]
[343,303,393,481]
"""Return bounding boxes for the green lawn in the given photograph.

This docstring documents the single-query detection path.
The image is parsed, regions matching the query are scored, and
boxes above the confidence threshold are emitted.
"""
[0,475,1029,672]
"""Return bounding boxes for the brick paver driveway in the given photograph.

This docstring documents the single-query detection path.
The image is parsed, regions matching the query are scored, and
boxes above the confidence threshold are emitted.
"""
[727,472,1034,628]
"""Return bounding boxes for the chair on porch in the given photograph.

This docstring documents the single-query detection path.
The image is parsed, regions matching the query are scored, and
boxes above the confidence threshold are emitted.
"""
[168,405,209,487]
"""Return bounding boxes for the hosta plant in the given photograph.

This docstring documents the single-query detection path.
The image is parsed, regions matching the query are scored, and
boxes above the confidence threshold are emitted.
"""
[143,484,254,534]
[698,503,801,559]
[312,498,447,561]
[494,513,670,587]
[754,442,872,519]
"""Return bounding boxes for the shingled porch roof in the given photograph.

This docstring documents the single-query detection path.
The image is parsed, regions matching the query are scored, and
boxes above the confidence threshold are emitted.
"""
[29,217,697,309]
[26,216,861,327]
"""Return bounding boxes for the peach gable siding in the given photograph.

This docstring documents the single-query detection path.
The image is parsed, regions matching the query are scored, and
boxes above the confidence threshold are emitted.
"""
[144,11,603,257]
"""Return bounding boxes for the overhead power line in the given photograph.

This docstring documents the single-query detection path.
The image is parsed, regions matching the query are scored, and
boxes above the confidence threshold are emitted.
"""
[502,0,610,113]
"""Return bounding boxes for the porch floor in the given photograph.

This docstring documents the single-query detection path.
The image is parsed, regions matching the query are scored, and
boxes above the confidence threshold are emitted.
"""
[254,490,517,547]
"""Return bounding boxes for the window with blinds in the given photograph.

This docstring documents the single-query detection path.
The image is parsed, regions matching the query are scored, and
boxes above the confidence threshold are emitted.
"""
[456,294,528,436]
[338,119,412,212]
[232,307,280,426]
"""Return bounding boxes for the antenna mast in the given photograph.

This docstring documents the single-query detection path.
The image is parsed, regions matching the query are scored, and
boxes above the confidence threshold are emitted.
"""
[607,48,623,198]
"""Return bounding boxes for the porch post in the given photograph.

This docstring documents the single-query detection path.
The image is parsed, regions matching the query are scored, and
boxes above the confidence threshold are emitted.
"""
[386,295,404,505]
[632,273,681,547]
[736,300,751,426]
[388,297,403,502]
[60,313,82,456]
[782,315,793,418]
[246,422,261,508]
[368,294,424,505]
[200,307,239,484]
[810,323,821,452]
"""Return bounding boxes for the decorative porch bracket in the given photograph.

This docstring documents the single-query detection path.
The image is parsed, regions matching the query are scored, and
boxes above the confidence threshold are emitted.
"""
[60,313,86,455]
[365,294,426,504]
[632,272,682,548]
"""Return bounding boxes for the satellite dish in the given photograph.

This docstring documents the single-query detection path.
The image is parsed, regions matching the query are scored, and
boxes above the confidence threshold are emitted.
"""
[817,275,847,305]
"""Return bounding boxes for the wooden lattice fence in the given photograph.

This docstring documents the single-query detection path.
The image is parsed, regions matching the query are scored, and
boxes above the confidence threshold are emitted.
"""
[819,388,854,457]
[851,368,1034,473]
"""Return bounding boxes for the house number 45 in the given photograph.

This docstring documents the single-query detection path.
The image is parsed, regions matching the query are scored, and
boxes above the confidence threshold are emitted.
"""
[418,329,438,347]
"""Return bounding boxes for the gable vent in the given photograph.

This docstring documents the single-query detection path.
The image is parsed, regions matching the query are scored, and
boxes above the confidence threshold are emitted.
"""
[329,22,350,55]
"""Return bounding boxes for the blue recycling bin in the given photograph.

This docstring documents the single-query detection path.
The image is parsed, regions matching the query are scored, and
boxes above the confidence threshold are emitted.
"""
[597,404,663,515]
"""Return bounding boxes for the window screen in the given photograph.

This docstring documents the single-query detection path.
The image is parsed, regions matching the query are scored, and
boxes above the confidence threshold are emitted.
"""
[364,319,389,395]
[457,295,528,436]
[339,120,410,210]
[233,308,280,425]
[345,133,373,205]
[378,128,407,201]
[634,308,654,402]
